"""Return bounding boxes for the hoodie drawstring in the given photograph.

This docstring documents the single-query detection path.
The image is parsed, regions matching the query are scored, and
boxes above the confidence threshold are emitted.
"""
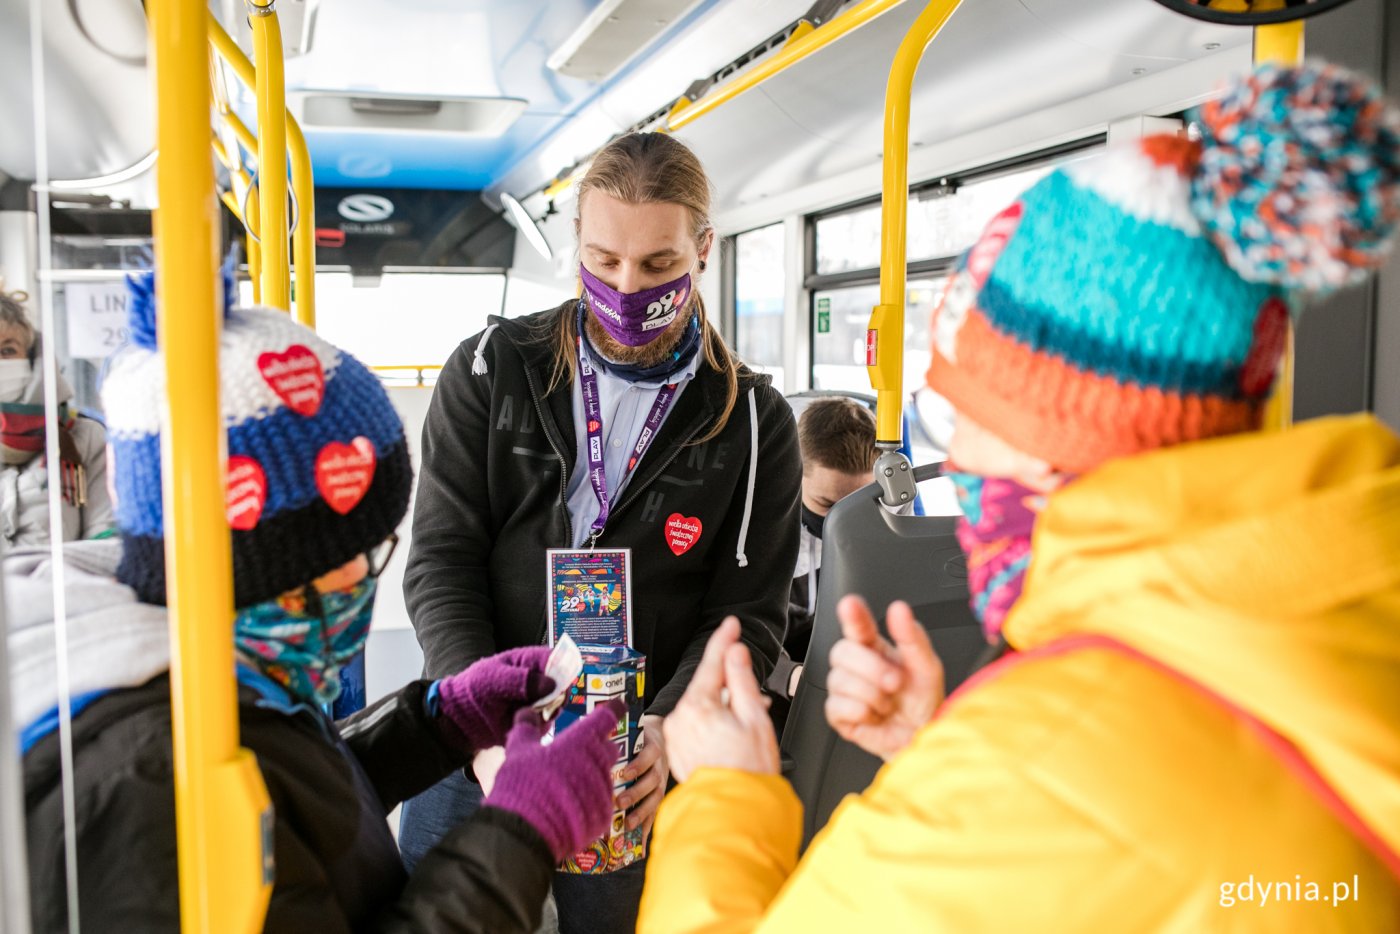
[472,323,499,376]
[735,387,758,569]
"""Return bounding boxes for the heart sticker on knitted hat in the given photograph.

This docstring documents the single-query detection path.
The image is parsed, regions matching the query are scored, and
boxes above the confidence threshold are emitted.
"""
[665,514,702,556]
[258,344,325,418]
[316,437,377,515]
[226,456,267,531]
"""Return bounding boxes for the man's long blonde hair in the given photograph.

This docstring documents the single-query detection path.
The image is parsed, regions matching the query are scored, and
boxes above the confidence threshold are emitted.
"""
[549,133,739,443]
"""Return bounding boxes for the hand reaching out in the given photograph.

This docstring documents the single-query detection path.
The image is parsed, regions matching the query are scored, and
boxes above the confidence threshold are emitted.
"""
[665,617,780,783]
[825,596,944,761]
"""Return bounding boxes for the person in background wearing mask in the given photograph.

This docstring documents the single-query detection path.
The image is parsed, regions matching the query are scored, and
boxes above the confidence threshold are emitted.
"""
[400,132,801,933]
[15,272,623,933]
[766,397,877,732]
[639,63,1400,930]
[0,287,111,545]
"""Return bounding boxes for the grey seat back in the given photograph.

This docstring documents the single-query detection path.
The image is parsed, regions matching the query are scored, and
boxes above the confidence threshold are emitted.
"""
[779,464,985,847]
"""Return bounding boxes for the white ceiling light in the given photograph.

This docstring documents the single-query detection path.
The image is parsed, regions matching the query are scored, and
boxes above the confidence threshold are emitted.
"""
[547,0,702,81]
[500,193,553,261]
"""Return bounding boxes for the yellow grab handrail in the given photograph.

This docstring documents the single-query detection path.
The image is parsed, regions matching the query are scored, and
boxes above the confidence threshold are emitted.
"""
[867,0,964,445]
[667,0,908,131]
[149,1,272,931]
[209,17,317,327]
[1255,20,1303,431]
[246,2,291,312]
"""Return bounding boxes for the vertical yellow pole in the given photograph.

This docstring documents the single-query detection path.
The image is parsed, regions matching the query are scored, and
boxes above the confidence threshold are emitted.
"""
[247,1,291,311]
[287,118,317,328]
[149,1,272,930]
[209,16,316,327]
[868,0,964,445]
[246,184,264,305]
[1255,20,1303,430]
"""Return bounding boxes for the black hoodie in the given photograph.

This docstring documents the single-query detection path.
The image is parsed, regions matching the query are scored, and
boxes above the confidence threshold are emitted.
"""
[404,301,802,714]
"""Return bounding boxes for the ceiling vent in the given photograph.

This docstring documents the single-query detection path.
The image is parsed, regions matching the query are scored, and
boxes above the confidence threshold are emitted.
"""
[548,0,702,81]
[289,92,527,136]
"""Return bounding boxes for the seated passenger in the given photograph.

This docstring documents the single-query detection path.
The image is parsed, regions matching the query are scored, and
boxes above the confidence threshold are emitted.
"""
[0,287,112,545]
[766,397,877,729]
[16,272,621,933]
[639,63,1400,930]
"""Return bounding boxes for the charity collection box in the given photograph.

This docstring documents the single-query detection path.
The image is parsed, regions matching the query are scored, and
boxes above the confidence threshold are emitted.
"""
[545,548,647,874]
[554,645,647,874]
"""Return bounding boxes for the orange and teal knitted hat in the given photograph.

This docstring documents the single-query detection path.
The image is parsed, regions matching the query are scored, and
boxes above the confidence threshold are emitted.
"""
[927,63,1400,474]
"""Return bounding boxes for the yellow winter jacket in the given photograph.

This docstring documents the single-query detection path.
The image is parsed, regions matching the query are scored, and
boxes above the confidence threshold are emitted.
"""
[639,415,1400,932]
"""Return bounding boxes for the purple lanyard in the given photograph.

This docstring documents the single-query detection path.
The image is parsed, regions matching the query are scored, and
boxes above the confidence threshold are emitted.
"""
[578,347,678,544]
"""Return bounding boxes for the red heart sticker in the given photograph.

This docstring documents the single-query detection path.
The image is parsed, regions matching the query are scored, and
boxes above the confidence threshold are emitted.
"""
[316,437,377,515]
[226,456,267,531]
[665,513,702,556]
[258,344,325,418]
[572,849,599,873]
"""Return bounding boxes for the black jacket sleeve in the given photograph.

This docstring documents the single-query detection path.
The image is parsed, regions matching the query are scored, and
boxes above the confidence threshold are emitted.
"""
[336,679,470,811]
[648,381,802,716]
[403,334,503,679]
[377,808,554,934]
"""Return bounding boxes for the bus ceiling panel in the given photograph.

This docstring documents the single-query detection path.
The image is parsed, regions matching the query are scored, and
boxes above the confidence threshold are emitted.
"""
[681,0,1250,226]
[0,0,150,188]
[484,0,819,203]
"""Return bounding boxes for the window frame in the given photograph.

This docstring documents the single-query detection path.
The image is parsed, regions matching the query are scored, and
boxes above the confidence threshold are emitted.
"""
[802,136,1107,386]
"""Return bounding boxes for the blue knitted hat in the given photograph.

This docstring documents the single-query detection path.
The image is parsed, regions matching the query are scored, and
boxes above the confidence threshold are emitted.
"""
[927,63,1400,473]
[103,272,411,608]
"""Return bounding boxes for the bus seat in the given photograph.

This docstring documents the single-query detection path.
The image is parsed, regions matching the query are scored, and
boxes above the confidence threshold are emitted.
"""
[779,462,985,848]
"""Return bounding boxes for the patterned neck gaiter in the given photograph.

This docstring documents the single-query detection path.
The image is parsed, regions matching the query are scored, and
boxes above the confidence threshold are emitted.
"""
[946,470,1064,642]
[234,577,377,705]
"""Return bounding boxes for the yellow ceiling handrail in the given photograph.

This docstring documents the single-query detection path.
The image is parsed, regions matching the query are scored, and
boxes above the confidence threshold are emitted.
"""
[150,1,272,931]
[209,14,317,328]
[868,0,964,446]
[666,0,908,132]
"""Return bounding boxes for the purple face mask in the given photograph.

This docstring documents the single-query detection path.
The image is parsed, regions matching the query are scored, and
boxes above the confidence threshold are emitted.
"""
[579,263,692,347]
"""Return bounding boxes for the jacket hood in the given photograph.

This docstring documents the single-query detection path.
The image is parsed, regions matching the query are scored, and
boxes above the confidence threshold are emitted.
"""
[6,538,169,739]
[1005,413,1400,849]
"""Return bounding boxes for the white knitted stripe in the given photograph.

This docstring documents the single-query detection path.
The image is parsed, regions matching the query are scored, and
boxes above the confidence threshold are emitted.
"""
[103,306,344,439]
[1062,145,1202,236]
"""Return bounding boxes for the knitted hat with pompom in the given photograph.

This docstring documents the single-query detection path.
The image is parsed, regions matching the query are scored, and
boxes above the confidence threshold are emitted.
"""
[102,271,411,608]
[926,62,1400,473]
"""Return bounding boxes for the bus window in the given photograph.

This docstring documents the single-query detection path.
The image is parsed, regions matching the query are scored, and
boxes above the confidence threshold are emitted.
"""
[734,222,786,391]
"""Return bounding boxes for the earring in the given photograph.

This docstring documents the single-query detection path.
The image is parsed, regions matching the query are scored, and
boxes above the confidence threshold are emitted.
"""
[699,260,707,272]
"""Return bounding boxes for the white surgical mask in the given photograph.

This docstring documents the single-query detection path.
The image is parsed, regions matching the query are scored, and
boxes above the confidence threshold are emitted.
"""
[0,359,33,404]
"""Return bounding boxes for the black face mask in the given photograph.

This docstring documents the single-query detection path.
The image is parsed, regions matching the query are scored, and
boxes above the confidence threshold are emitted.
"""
[800,503,825,540]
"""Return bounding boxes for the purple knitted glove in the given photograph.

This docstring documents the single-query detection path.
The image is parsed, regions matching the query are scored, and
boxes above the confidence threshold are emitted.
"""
[482,701,624,863]
[436,646,554,752]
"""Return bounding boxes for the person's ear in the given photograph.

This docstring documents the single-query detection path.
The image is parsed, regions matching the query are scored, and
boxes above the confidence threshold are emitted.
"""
[698,228,715,268]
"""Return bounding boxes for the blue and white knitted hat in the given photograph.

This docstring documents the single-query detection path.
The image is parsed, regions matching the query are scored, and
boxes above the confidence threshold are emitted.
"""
[103,272,411,608]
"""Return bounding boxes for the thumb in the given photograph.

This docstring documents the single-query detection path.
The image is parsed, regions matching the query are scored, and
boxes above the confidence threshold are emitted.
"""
[524,671,556,703]
[885,601,941,690]
[836,595,881,648]
[569,698,626,748]
[722,642,769,729]
[505,706,548,749]
[688,617,741,701]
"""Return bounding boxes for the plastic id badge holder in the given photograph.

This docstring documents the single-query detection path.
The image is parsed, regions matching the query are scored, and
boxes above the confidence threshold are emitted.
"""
[546,548,648,873]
